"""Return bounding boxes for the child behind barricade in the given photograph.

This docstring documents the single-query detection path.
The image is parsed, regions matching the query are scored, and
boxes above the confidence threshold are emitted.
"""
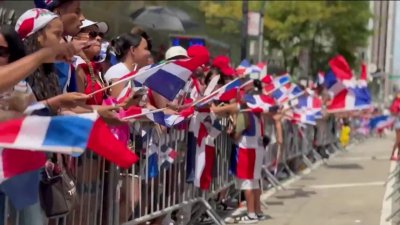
[210,79,269,224]
[339,118,351,148]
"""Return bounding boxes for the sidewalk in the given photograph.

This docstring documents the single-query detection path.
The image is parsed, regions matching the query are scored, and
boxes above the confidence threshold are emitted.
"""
[259,136,393,225]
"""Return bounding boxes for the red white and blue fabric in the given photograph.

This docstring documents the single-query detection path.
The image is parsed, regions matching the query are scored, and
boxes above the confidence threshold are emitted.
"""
[116,56,207,101]
[352,63,372,109]
[369,115,395,130]
[184,111,222,189]
[263,74,291,94]
[236,59,263,76]
[230,113,264,180]
[0,113,139,209]
[123,106,194,127]
[271,83,304,104]
[323,55,353,98]
[198,78,242,105]
[194,115,222,189]
[146,132,179,179]
[289,110,317,125]
[0,113,138,168]
[295,95,322,114]
[159,145,178,169]
[243,94,276,113]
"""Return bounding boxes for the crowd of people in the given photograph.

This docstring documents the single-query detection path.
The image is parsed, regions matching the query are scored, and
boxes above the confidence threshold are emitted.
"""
[0,1,396,225]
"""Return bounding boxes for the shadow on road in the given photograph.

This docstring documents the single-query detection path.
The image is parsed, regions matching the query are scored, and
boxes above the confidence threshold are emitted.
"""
[323,163,363,170]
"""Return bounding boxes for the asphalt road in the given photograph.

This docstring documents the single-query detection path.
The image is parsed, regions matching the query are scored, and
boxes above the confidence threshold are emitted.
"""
[259,135,394,225]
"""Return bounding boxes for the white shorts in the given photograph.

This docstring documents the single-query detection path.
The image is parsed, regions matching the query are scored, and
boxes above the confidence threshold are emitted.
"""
[235,178,260,190]
[395,119,400,130]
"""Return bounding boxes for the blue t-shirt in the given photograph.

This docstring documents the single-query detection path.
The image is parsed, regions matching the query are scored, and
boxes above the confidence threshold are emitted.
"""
[54,62,77,92]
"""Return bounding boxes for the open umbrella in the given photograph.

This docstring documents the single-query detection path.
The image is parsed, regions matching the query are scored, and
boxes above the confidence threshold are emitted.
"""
[130,6,197,32]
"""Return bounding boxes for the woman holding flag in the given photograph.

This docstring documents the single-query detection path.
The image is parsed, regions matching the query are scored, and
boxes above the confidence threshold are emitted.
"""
[0,9,90,225]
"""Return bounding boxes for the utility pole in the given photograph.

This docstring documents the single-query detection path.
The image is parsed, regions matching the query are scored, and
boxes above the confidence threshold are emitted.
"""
[241,0,249,60]
[257,1,267,62]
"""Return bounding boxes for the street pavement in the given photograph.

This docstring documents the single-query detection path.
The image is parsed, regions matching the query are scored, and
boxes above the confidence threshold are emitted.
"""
[259,135,395,225]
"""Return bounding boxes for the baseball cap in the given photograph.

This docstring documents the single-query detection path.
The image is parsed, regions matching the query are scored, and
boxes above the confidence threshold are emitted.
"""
[165,46,188,60]
[187,45,210,60]
[80,19,109,34]
[212,55,235,76]
[15,8,59,39]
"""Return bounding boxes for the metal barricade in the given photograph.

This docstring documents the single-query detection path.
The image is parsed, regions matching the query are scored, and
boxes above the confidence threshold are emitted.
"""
[2,115,346,225]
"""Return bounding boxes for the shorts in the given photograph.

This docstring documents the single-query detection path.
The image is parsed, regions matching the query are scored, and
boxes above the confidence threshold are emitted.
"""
[395,119,400,130]
[235,178,260,190]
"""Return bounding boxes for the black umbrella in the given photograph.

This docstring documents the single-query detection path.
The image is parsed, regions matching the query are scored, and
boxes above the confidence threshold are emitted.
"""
[130,6,197,32]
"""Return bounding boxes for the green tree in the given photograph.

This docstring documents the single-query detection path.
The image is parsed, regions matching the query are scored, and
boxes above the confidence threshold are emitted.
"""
[199,1,372,76]
[264,1,372,76]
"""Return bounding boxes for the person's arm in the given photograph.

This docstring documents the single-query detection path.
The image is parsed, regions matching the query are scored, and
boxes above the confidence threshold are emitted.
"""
[0,48,60,92]
[210,102,240,117]
[110,79,127,98]
[0,42,86,92]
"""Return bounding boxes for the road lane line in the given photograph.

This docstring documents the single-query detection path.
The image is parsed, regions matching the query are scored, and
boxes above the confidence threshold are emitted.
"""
[380,161,396,225]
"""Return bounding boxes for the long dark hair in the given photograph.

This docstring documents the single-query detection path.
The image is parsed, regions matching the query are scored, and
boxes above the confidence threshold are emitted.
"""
[111,33,142,61]
[24,32,61,100]
[0,25,26,63]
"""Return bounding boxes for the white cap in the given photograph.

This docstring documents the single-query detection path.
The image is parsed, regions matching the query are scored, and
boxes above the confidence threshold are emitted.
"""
[80,19,108,33]
[165,46,188,60]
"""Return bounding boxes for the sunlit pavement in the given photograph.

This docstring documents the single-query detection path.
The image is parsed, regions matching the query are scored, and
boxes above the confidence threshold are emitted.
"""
[259,135,394,225]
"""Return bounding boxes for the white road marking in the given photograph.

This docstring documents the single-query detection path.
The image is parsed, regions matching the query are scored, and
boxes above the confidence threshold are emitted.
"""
[308,181,385,190]
[330,156,389,162]
[380,161,396,225]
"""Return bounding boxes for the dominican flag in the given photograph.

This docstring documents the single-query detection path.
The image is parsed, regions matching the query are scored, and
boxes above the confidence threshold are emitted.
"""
[271,83,304,104]
[236,59,252,76]
[123,106,193,127]
[194,117,222,190]
[290,111,317,125]
[159,146,178,169]
[369,115,395,130]
[184,112,222,189]
[197,78,242,105]
[244,94,276,113]
[0,113,138,168]
[296,95,322,113]
[324,55,353,97]
[115,56,208,101]
[353,63,372,108]
[263,73,291,94]
[236,59,263,76]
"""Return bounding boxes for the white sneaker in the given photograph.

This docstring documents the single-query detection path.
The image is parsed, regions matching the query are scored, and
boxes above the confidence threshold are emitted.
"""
[224,215,258,224]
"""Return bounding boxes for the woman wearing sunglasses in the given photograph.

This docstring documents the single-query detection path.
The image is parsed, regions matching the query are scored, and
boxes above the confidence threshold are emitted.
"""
[73,19,109,105]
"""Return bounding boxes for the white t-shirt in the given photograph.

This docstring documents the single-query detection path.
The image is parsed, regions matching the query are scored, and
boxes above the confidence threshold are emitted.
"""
[104,62,130,84]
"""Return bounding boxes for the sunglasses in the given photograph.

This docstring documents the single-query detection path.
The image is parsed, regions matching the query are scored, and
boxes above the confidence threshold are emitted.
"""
[0,46,9,58]
[88,31,104,39]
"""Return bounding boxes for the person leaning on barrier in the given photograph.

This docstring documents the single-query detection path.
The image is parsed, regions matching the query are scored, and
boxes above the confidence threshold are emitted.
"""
[35,0,86,93]
[210,79,271,223]
[0,22,94,225]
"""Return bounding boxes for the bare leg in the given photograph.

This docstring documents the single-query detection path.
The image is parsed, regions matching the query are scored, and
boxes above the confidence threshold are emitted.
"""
[244,190,255,214]
[391,130,400,158]
[253,189,262,214]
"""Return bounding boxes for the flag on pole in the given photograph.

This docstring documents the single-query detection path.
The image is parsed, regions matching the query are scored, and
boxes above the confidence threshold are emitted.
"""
[243,94,276,113]
[0,113,139,168]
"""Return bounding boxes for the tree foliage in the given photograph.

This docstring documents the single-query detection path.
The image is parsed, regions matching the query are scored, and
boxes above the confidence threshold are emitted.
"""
[199,0,372,77]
